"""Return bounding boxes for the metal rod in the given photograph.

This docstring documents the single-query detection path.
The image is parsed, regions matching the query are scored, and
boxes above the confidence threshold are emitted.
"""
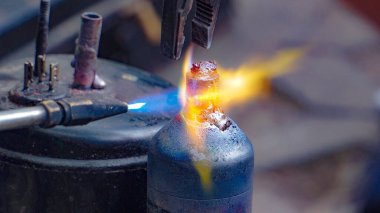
[23,61,33,91]
[73,12,103,89]
[34,0,51,76]
[49,63,59,91]
[37,55,46,82]
[0,106,46,131]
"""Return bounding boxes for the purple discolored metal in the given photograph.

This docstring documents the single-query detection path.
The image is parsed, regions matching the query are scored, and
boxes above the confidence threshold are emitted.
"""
[73,12,103,89]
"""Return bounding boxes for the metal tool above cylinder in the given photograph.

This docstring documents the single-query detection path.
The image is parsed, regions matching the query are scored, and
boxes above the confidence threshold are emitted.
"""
[161,0,222,60]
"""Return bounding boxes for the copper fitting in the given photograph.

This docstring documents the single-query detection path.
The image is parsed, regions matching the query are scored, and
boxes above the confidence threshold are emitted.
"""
[73,12,103,89]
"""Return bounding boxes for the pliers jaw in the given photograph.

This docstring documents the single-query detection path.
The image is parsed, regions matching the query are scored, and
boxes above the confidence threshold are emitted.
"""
[192,0,221,49]
[160,0,221,60]
[161,0,194,60]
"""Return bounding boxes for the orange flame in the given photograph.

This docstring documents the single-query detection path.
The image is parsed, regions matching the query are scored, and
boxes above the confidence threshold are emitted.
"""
[180,48,303,149]
[179,47,303,193]
[180,49,303,111]
[218,49,303,109]
[180,44,194,107]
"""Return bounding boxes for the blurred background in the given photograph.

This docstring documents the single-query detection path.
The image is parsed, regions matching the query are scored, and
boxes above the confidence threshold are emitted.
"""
[1,0,380,212]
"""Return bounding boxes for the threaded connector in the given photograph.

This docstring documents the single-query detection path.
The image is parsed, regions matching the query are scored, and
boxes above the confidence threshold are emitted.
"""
[34,0,51,76]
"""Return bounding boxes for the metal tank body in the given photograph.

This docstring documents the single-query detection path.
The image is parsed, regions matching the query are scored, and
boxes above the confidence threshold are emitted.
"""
[0,55,178,213]
[147,60,254,213]
[147,115,254,212]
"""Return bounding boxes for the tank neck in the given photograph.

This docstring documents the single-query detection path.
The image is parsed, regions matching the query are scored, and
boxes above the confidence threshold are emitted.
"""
[182,61,231,130]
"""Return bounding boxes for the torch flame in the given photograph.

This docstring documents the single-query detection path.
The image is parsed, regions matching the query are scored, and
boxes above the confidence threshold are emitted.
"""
[180,44,194,107]
[180,47,303,194]
[180,48,303,113]
[179,48,303,143]
[218,49,303,109]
